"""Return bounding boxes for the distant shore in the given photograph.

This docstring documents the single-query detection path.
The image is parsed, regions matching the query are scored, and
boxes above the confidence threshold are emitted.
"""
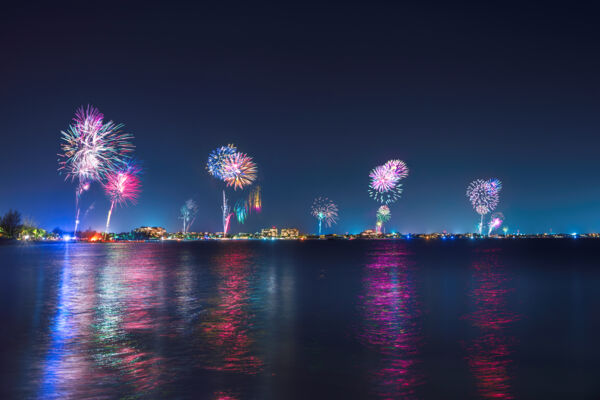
[4,233,596,244]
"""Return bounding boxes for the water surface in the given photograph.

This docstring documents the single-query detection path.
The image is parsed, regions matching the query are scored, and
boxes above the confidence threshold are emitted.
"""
[1,240,599,399]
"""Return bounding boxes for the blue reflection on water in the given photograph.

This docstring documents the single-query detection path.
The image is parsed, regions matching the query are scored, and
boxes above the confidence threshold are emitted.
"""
[39,246,77,399]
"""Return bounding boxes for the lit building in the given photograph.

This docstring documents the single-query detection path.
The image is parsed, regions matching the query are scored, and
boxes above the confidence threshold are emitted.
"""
[360,229,379,238]
[261,227,278,238]
[134,226,167,239]
[280,228,299,238]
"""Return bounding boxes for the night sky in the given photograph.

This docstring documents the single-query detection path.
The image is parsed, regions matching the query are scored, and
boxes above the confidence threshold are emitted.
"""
[1,1,599,234]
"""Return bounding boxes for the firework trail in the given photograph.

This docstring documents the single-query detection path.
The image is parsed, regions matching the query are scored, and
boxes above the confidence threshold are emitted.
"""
[234,200,248,224]
[222,152,257,190]
[83,201,95,219]
[376,205,391,233]
[368,160,409,204]
[180,205,190,234]
[248,186,262,213]
[487,212,504,236]
[103,162,141,237]
[180,199,199,233]
[73,181,90,235]
[311,197,339,235]
[185,199,199,233]
[58,105,134,236]
[221,191,234,236]
[466,178,502,234]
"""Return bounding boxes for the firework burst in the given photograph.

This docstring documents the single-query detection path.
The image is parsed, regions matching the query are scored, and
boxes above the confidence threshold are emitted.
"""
[207,145,257,235]
[222,152,257,190]
[103,162,142,236]
[369,164,398,192]
[376,205,391,223]
[58,105,134,236]
[488,212,504,235]
[311,197,339,235]
[58,108,134,182]
[368,159,409,204]
[207,144,237,180]
[104,163,142,206]
[467,178,502,234]
[74,105,104,136]
[488,178,502,195]
[384,159,409,180]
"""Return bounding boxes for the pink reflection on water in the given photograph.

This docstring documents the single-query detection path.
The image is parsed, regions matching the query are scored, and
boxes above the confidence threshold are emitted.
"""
[200,247,263,374]
[118,245,170,391]
[90,245,170,394]
[357,242,423,399]
[466,249,518,399]
[213,389,240,399]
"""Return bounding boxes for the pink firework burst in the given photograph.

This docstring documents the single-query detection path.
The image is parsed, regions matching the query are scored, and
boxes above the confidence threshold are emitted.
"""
[369,164,399,192]
[74,105,104,136]
[103,163,142,206]
[384,159,409,180]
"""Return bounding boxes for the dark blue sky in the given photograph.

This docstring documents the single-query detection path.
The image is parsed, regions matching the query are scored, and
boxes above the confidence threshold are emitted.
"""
[1,1,599,234]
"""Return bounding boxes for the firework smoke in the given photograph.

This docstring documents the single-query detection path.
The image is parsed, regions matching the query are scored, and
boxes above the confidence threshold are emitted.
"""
[180,199,199,234]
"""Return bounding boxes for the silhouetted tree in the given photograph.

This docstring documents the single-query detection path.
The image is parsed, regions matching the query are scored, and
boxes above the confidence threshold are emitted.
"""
[0,210,22,238]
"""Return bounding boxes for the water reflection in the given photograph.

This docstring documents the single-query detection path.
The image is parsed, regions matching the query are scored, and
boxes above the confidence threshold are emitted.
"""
[357,242,423,399]
[199,246,264,374]
[37,245,174,398]
[38,246,96,398]
[99,245,169,393]
[466,249,518,399]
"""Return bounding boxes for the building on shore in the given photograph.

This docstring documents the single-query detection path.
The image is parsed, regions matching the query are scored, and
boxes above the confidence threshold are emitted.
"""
[261,227,278,238]
[360,229,379,238]
[134,226,167,239]
[280,228,300,239]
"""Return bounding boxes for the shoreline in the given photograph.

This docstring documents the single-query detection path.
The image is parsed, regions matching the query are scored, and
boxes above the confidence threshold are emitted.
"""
[3,235,596,244]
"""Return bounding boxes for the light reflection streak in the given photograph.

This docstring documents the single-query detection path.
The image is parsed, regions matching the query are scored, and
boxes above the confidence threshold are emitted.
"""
[199,247,263,374]
[175,249,201,331]
[38,246,96,399]
[357,242,423,399]
[117,245,169,392]
[466,249,518,399]
[38,245,176,398]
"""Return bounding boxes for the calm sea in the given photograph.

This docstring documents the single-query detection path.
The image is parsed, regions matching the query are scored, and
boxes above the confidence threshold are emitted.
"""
[0,240,599,399]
